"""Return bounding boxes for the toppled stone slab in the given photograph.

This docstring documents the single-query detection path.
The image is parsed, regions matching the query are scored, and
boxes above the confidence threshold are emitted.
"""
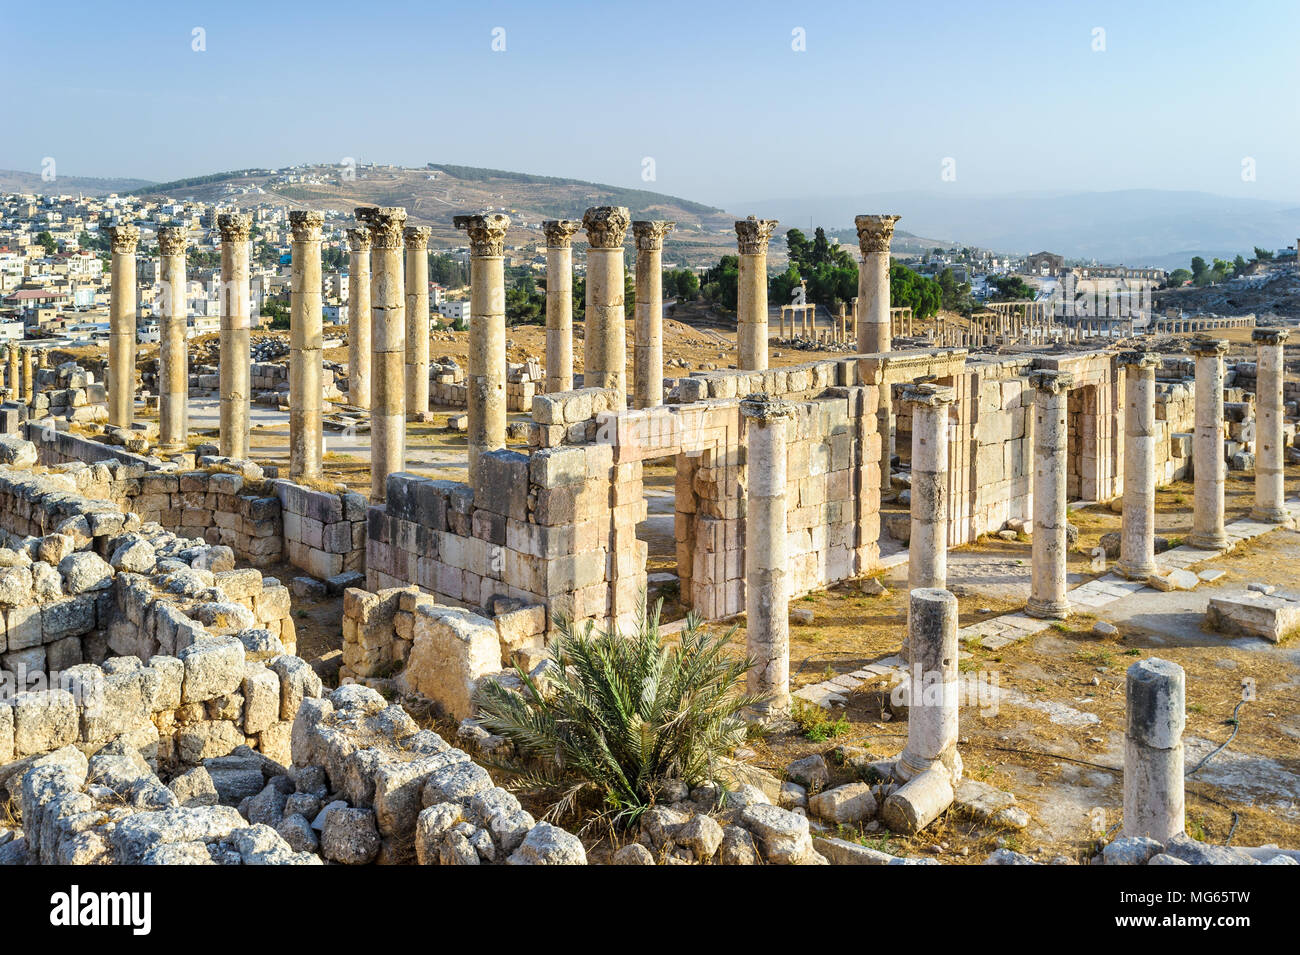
[1205,591,1300,643]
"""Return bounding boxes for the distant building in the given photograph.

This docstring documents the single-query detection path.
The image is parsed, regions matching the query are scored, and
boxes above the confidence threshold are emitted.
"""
[438,300,469,322]
[1024,251,1065,275]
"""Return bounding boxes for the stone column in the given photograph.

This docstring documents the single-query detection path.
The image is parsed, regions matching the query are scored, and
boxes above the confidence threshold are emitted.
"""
[903,383,953,596]
[21,348,32,402]
[346,227,372,409]
[582,206,631,405]
[289,210,324,480]
[542,220,580,393]
[1027,370,1073,618]
[157,225,189,452]
[454,213,510,480]
[403,226,432,421]
[895,588,962,783]
[358,206,407,502]
[6,345,17,400]
[735,216,778,371]
[107,223,139,428]
[741,394,792,716]
[1189,338,1229,548]
[1117,352,1159,580]
[217,213,252,460]
[632,220,675,409]
[854,215,899,354]
[1123,657,1185,843]
[1251,328,1289,523]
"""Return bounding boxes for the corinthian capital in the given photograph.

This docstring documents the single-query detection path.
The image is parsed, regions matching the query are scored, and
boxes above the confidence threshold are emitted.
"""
[346,227,371,252]
[582,206,631,249]
[633,220,676,252]
[1118,351,1159,370]
[356,206,407,250]
[1252,327,1290,346]
[453,213,510,257]
[735,216,778,255]
[217,213,252,243]
[542,219,581,248]
[1189,337,1228,358]
[854,214,901,255]
[1029,369,1074,395]
[107,224,140,254]
[157,225,187,257]
[289,210,324,243]
[403,226,432,251]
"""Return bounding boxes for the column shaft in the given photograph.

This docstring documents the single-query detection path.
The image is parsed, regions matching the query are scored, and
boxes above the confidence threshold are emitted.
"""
[1028,371,1073,617]
[347,228,372,409]
[1190,340,1228,548]
[736,217,776,371]
[404,227,432,420]
[582,206,630,404]
[455,213,510,480]
[632,221,674,409]
[289,211,324,480]
[217,213,252,459]
[107,224,139,428]
[1251,329,1289,522]
[360,206,407,501]
[543,220,579,393]
[742,395,791,716]
[157,226,188,451]
[1117,353,1159,579]
[1123,658,1186,843]
[896,588,962,782]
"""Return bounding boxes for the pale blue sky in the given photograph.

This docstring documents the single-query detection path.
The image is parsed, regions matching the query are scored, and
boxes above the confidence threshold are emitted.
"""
[7,0,1298,204]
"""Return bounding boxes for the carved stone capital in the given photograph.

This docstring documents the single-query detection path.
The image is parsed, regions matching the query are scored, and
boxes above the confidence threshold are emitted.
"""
[542,219,581,248]
[735,216,778,255]
[356,207,408,250]
[453,213,510,257]
[854,214,901,255]
[216,213,252,243]
[582,206,631,249]
[346,227,371,252]
[900,382,955,408]
[289,210,324,243]
[739,392,793,422]
[1118,351,1159,370]
[1189,337,1229,358]
[1029,369,1074,395]
[156,226,187,256]
[1252,327,1290,346]
[403,226,432,251]
[632,220,676,252]
[107,224,140,254]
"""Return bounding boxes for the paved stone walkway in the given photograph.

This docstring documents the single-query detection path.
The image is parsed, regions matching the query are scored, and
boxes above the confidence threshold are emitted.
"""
[793,498,1300,710]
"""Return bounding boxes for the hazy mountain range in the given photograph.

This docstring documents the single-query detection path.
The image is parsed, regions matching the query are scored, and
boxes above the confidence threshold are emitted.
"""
[735,189,1300,270]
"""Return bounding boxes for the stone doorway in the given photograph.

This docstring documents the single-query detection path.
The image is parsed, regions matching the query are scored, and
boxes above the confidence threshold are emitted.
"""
[1066,383,1099,502]
[638,452,693,624]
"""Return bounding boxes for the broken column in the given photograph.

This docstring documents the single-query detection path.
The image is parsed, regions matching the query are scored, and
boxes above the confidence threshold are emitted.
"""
[107,223,139,428]
[1027,370,1073,618]
[582,206,631,405]
[1189,338,1229,549]
[902,383,953,597]
[454,212,510,480]
[1116,351,1159,580]
[632,220,675,409]
[1251,327,1289,523]
[21,347,32,402]
[346,226,372,409]
[741,393,792,716]
[156,224,189,451]
[854,214,900,354]
[735,216,778,371]
[289,210,324,480]
[543,220,580,393]
[217,212,252,460]
[358,206,407,502]
[1122,657,1186,843]
[882,587,961,834]
[404,225,432,421]
[5,344,16,400]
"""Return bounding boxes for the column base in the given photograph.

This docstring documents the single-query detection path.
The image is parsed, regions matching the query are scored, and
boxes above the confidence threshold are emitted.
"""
[1187,533,1228,551]
[1249,507,1289,525]
[1115,560,1158,581]
[1025,597,1071,620]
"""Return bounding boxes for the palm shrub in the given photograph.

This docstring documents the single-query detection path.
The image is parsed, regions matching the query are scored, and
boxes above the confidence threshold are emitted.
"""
[472,599,763,826]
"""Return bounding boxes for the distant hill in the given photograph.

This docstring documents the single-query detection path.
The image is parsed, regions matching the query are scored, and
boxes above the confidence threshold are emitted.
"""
[739,189,1300,269]
[0,169,154,196]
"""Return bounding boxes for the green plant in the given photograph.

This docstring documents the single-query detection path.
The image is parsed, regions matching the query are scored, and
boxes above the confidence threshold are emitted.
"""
[473,599,761,826]
[793,702,850,742]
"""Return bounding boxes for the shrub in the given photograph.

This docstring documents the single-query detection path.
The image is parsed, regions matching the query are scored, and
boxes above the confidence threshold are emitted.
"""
[473,599,762,825]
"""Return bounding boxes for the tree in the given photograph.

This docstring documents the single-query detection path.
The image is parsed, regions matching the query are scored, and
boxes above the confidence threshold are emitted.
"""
[1190,256,1207,278]
[260,301,289,330]
[1233,255,1248,277]
[1254,246,1274,262]
[785,228,810,267]
[937,267,973,313]
[701,255,740,311]
[663,269,699,301]
[505,267,545,325]
[987,275,1036,302]
[889,263,941,319]
[36,231,57,255]
[1166,268,1192,287]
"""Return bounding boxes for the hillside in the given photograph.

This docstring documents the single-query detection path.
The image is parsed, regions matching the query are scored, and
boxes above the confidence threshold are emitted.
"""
[128,163,741,264]
[0,169,153,196]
